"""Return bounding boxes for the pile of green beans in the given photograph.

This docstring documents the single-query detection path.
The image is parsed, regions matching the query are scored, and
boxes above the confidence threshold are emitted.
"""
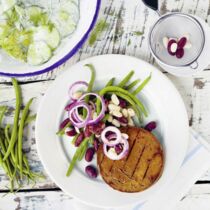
[0,79,41,192]
[97,70,151,121]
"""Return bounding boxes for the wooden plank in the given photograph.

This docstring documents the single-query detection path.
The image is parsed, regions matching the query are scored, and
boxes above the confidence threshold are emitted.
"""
[0,0,209,82]
[0,184,210,210]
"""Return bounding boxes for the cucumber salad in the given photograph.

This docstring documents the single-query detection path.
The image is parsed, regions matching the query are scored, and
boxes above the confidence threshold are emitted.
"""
[0,0,79,65]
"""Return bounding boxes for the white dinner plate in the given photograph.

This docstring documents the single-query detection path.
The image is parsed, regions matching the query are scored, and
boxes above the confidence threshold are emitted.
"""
[0,0,100,77]
[35,54,189,208]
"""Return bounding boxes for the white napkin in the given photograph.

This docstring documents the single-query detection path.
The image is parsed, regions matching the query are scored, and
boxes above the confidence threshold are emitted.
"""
[71,128,210,210]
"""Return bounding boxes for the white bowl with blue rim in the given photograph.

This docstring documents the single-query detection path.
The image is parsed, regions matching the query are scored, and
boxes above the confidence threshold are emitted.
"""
[0,0,101,77]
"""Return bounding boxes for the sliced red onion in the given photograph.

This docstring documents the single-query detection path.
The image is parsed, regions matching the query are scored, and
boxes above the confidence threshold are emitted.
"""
[68,102,91,128]
[78,93,106,125]
[68,81,88,100]
[103,138,129,160]
[101,126,122,146]
[65,101,77,111]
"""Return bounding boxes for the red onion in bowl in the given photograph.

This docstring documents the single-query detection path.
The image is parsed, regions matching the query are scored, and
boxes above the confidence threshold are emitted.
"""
[101,126,122,146]
[78,93,106,125]
[68,102,91,128]
[68,81,88,100]
[103,137,129,160]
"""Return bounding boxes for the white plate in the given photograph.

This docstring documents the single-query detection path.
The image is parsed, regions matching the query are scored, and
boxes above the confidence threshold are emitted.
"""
[0,0,100,77]
[35,54,189,208]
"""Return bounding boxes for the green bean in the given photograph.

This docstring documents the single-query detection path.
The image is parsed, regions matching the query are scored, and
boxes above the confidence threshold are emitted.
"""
[126,79,141,90]
[56,122,71,136]
[66,138,89,176]
[4,79,21,161]
[118,70,134,87]
[132,74,151,95]
[0,106,7,125]
[4,124,17,165]
[0,136,13,178]
[99,86,147,116]
[83,64,96,116]
[105,77,115,87]
[85,64,96,93]
[71,134,79,145]
[102,114,110,123]
[24,114,36,127]
[18,98,33,178]
[78,139,88,161]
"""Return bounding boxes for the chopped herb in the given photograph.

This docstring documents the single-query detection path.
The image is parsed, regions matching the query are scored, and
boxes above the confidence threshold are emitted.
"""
[133,31,144,36]
[89,19,109,46]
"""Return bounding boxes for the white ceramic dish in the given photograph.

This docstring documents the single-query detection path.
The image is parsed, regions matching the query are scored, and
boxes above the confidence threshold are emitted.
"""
[35,54,189,208]
[0,0,100,77]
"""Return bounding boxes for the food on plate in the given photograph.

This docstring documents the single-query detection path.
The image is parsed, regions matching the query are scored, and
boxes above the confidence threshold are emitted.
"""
[97,127,164,192]
[162,34,192,59]
[57,64,164,192]
[0,0,79,65]
[0,79,41,192]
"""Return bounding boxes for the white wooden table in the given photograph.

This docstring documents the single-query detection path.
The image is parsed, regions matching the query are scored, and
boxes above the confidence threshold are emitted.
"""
[1,0,210,209]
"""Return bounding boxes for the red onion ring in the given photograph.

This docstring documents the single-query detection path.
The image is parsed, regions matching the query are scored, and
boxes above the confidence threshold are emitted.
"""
[103,138,129,160]
[68,81,88,100]
[101,126,121,146]
[68,102,91,128]
[78,93,106,125]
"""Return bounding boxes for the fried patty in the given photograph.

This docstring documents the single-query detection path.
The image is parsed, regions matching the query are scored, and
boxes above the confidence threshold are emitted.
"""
[97,127,164,192]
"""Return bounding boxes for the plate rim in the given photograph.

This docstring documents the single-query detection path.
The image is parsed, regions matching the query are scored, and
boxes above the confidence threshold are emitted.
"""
[35,54,189,208]
[0,0,101,78]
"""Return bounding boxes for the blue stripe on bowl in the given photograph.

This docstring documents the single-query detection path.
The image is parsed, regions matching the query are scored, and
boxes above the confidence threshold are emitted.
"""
[0,0,101,77]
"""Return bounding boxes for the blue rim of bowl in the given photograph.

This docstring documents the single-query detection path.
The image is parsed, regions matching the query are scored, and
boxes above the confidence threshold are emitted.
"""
[0,0,101,78]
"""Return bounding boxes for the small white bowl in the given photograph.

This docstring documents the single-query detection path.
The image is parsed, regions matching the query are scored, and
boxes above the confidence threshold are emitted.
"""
[149,13,210,77]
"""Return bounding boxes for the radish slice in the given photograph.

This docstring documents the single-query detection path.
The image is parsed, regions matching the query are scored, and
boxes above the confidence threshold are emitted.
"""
[68,81,88,100]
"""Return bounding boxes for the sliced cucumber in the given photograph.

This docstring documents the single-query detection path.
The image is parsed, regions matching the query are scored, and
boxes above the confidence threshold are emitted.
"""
[0,0,16,15]
[51,0,79,37]
[27,41,52,65]
[32,25,60,49]
[26,6,46,26]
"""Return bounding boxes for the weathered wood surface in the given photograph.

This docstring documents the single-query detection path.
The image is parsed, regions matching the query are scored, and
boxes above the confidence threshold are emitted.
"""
[0,185,210,210]
[1,0,210,209]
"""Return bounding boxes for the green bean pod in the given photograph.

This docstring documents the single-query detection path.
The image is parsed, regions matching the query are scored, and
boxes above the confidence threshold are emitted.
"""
[132,74,151,95]
[118,70,134,87]
[18,98,33,178]
[4,79,21,161]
